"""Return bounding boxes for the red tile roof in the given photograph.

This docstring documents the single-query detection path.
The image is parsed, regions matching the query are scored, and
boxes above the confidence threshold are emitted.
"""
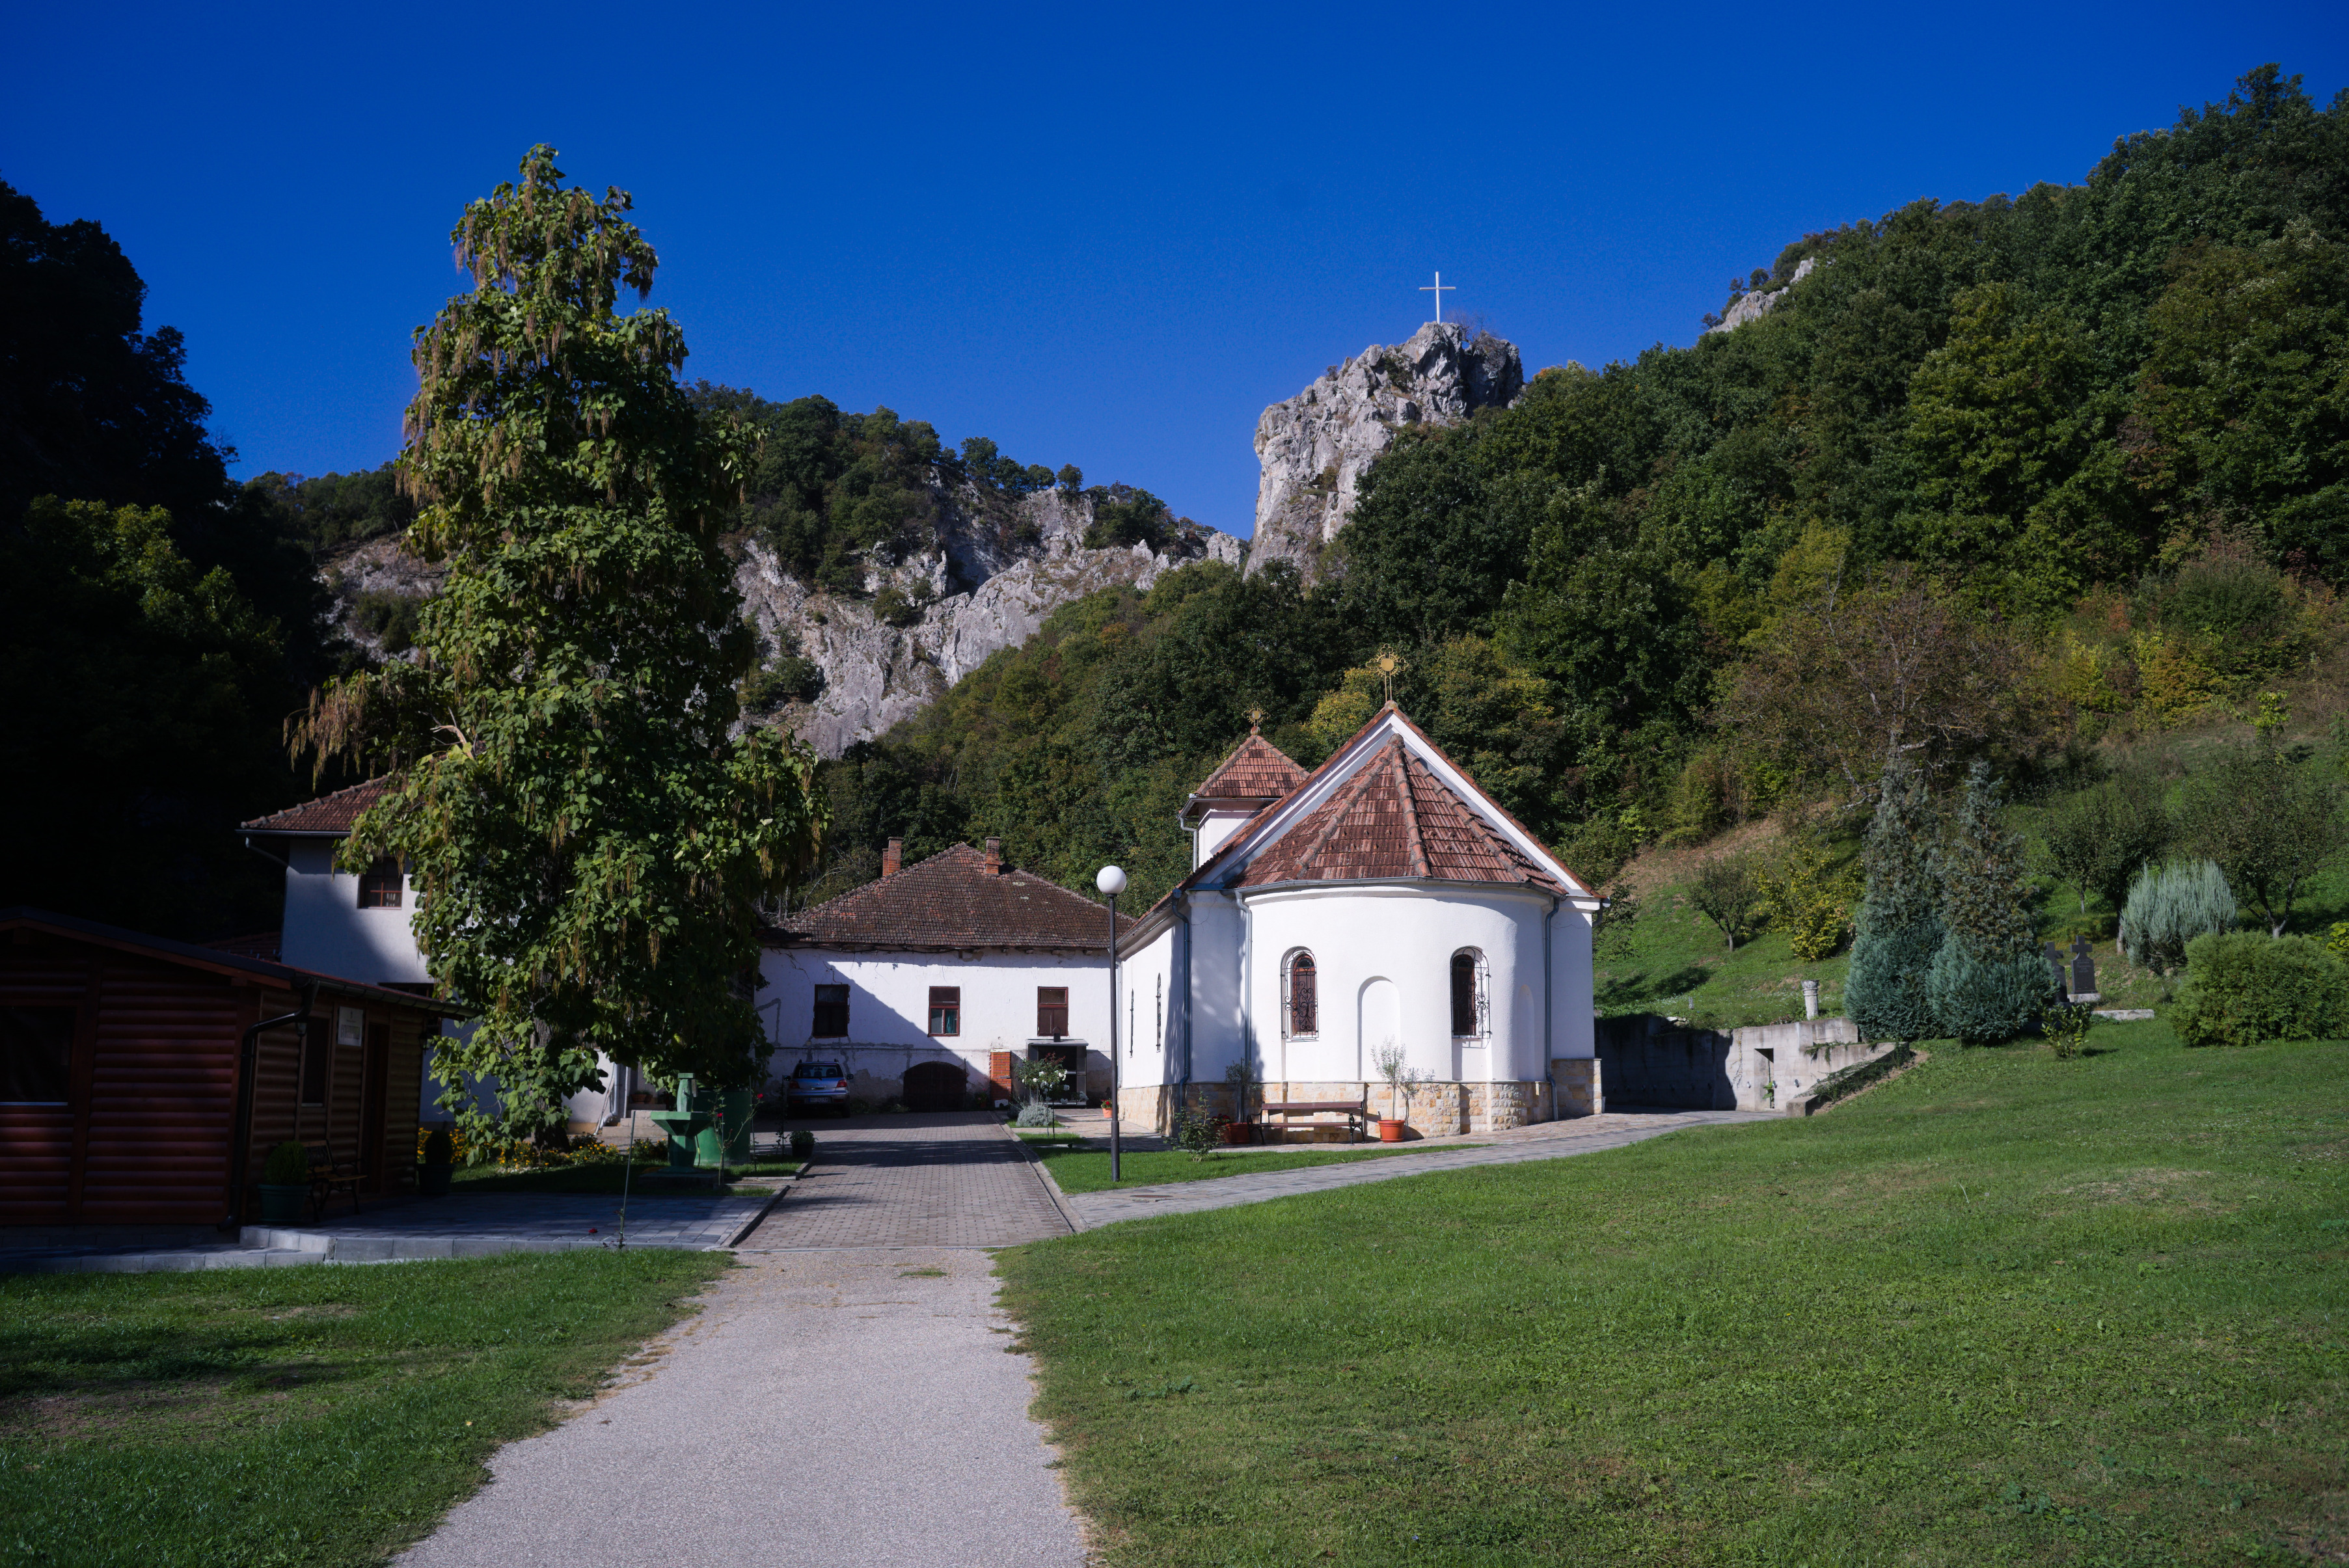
[241,778,388,834]
[1236,737,1566,893]
[771,844,1132,952]
[1189,733,1307,802]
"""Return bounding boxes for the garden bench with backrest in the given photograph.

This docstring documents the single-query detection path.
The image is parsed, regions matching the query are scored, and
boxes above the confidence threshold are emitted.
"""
[304,1144,362,1221]
[1260,1100,1367,1143]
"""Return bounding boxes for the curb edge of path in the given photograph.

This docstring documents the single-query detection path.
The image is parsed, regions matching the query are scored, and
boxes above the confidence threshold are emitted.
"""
[718,1155,814,1249]
[999,1125,1086,1236]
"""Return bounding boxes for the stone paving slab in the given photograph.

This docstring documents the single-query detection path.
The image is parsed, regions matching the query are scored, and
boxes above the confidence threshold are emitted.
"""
[737,1112,1070,1250]
[1059,1108,1774,1228]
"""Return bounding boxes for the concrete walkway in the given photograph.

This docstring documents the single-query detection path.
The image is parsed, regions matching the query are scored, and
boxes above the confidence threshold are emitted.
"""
[1056,1107,1774,1228]
[0,1192,773,1274]
[397,1113,1089,1568]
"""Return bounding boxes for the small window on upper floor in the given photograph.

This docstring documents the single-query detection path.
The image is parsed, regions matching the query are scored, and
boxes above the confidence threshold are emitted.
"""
[1451,950,1486,1038]
[929,986,961,1036]
[1285,952,1317,1037]
[357,856,403,909]
[811,984,849,1038]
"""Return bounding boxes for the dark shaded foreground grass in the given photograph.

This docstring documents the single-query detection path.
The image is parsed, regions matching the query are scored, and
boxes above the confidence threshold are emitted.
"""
[0,1249,727,1567]
[998,1022,2349,1565]
[1037,1142,1486,1195]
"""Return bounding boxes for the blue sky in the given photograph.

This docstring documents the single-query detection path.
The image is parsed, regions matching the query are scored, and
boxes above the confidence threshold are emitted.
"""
[8,2,2343,537]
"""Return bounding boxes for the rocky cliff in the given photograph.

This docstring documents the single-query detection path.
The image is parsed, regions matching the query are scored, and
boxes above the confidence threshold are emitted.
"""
[1704,255,1818,335]
[735,485,1241,755]
[1247,319,1523,582]
[323,481,1243,757]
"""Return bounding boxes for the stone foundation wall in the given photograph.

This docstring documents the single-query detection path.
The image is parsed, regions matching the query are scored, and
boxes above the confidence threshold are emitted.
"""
[1553,1058,1602,1117]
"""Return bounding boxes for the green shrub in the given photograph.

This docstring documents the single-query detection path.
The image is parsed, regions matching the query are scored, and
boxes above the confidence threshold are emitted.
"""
[2171,932,2349,1048]
[1848,919,1942,1040]
[1173,1108,1227,1162]
[261,1141,310,1185]
[1925,944,2052,1044]
[2119,859,2236,977]
[2041,999,2097,1059]
[871,587,924,628]
[422,1127,454,1165]
[789,1128,815,1160]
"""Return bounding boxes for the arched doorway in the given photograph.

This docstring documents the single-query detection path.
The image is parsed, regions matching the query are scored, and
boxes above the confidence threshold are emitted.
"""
[902,1060,970,1113]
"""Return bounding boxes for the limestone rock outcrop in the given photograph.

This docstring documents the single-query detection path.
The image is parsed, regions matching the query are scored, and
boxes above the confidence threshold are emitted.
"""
[318,479,1242,757]
[1704,255,1818,335]
[1247,319,1523,582]
[736,486,1241,755]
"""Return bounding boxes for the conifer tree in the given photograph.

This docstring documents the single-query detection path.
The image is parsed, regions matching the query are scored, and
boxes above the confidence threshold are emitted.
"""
[297,147,826,1142]
[1845,756,1942,1040]
[1925,761,2052,1042]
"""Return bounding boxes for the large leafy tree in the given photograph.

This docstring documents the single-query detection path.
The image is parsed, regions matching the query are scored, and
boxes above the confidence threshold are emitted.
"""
[299,147,826,1140]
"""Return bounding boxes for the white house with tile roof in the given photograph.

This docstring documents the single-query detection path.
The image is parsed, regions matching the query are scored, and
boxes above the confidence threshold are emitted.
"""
[1116,705,1603,1137]
[759,839,1128,1109]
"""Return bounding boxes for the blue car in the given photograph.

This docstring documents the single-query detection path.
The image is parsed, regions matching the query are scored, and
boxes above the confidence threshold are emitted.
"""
[788,1060,851,1116]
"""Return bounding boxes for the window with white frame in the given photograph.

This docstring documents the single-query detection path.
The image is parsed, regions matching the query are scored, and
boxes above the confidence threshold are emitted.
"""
[1450,949,1487,1038]
[1283,951,1318,1037]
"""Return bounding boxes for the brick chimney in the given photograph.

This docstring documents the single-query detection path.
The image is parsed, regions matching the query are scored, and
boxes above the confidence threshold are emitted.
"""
[984,837,1002,874]
[882,838,902,877]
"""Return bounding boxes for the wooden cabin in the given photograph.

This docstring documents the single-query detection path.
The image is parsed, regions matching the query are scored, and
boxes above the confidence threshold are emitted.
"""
[1,908,459,1226]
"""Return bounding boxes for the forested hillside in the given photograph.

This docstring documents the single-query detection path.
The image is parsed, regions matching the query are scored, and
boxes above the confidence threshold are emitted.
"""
[811,67,2349,912]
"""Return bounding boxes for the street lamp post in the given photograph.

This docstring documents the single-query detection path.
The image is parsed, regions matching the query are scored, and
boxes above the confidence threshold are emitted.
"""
[1096,865,1127,1183]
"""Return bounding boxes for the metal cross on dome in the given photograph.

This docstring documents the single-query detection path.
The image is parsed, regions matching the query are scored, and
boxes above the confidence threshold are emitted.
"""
[1420,271,1453,323]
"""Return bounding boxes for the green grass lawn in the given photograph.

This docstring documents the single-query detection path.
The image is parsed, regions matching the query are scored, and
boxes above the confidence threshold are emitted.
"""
[998,1021,2349,1565]
[450,1157,802,1195]
[1036,1142,1485,1195]
[0,1249,727,1567]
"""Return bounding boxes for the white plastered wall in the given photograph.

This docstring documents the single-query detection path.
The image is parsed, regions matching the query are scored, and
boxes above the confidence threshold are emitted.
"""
[1548,900,1597,1062]
[1114,923,1178,1089]
[1242,883,1553,1086]
[758,947,1113,1094]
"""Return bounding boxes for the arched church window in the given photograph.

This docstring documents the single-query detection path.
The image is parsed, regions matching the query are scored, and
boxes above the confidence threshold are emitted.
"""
[1285,952,1318,1037]
[1450,950,1487,1038]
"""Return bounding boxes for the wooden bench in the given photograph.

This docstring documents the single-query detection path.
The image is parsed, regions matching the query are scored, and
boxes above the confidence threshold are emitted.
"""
[305,1144,362,1221]
[1260,1100,1369,1144]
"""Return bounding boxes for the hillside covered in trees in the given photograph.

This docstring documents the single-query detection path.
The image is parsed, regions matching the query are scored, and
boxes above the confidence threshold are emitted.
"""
[809,67,2349,913]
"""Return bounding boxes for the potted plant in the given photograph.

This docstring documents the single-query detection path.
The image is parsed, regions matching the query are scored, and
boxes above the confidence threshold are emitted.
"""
[418,1126,454,1197]
[258,1141,312,1222]
[1371,1042,1415,1142]
[1221,1059,1260,1144]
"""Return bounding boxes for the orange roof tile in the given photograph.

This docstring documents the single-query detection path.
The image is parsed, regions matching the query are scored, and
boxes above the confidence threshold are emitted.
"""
[1189,733,1307,802]
[771,844,1132,951]
[1236,737,1565,892]
[241,778,388,835]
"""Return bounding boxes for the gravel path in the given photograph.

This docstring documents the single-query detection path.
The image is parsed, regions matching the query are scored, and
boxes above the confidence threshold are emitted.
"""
[396,1115,1087,1568]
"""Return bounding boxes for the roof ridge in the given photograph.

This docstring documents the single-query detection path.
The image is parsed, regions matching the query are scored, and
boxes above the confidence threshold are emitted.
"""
[1391,738,1430,880]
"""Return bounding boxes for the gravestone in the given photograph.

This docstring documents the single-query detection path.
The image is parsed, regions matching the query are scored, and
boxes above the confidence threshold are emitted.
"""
[2044,942,2069,995]
[2069,936,2100,1005]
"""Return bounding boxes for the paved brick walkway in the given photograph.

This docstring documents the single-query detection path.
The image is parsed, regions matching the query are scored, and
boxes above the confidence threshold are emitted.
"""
[1059,1107,1774,1228]
[735,1112,1072,1250]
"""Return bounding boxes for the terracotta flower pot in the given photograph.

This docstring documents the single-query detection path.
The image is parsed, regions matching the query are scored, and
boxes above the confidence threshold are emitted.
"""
[1219,1120,1256,1146]
[1377,1118,1407,1142]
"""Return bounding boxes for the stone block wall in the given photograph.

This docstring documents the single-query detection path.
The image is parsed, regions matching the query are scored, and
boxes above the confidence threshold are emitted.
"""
[1553,1058,1601,1117]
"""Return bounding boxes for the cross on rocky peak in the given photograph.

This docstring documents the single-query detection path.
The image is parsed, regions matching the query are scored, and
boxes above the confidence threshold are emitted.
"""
[1420,271,1453,323]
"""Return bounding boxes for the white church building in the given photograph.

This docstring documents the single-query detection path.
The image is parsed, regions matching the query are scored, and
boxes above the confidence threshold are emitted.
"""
[1115,704,1601,1135]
